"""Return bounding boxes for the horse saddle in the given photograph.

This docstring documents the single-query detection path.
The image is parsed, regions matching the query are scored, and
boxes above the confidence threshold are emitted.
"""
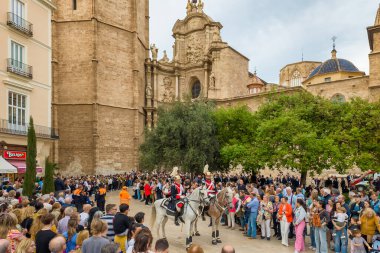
[160,198,176,216]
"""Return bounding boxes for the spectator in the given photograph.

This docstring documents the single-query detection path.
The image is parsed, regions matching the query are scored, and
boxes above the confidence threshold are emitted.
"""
[73,230,89,253]
[80,204,91,228]
[294,199,307,253]
[113,204,131,253]
[126,223,143,253]
[187,244,204,253]
[0,240,9,253]
[49,236,67,253]
[0,212,24,253]
[154,238,169,253]
[101,243,121,253]
[259,195,273,240]
[35,213,57,253]
[278,196,293,247]
[15,238,35,253]
[360,208,380,247]
[221,245,235,253]
[135,212,147,229]
[82,219,110,253]
[133,228,154,253]
[246,192,259,239]
[57,206,74,234]
[313,200,329,253]
[63,215,80,252]
[120,186,131,205]
[101,204,117,241]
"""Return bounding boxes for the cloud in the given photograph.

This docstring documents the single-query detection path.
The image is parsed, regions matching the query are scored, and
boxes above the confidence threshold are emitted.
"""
[150,0,378,83]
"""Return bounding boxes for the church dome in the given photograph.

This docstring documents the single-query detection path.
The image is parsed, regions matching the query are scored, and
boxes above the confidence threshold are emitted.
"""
[308,56,361,79]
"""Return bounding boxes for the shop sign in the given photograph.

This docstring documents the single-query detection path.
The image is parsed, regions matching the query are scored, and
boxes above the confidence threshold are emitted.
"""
[3,150,27,160]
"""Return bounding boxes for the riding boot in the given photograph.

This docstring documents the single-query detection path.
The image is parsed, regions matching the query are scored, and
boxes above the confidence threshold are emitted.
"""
[174,212,180,226]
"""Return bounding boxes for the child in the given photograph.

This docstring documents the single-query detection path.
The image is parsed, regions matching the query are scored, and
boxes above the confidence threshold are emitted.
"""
[352,230,372,253]
[332,207,348,237]
[348,217,360,240]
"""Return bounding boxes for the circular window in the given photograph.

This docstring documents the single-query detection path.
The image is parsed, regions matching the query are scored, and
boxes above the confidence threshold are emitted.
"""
[191,81,201,99]
[331,94,346,103]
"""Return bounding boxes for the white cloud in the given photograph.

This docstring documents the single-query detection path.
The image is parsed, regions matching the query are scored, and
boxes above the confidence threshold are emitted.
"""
[150,0,378,83]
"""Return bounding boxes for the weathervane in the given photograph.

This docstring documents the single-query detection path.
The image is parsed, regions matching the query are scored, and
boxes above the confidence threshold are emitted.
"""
[332,36,337,50]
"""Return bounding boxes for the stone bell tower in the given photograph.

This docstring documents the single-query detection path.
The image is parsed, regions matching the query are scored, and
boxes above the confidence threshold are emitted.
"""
[52,0,149,175]
[368,4,380,101]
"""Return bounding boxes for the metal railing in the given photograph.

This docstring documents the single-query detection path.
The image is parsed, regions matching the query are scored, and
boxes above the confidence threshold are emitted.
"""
[7,12,33,37]
[7,58,33,79]
[0,119,59,139]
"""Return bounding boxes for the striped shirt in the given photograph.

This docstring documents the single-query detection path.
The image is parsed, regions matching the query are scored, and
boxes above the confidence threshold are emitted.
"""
[100,214,115,241]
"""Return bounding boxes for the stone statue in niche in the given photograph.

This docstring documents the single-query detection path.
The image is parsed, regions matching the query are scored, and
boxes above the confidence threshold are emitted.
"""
[186,35,203,64]
[150,44,158,60]
[162,77,174,103]
[160,50,170,63]
[146,85,152,98]
[212,30,222,42]
[209,72,216,89]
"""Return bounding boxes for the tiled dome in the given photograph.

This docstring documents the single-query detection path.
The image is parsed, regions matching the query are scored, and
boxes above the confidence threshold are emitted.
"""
[308,58,360,79]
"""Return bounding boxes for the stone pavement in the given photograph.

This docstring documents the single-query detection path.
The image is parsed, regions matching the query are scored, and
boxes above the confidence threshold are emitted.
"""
[105,191,311,253]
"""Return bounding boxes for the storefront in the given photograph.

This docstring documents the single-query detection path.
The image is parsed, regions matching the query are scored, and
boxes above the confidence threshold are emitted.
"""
[0,144,43,181]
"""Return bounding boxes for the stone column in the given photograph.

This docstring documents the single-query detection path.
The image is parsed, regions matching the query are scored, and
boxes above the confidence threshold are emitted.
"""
[175,70,179,101]
[204,62,208,98]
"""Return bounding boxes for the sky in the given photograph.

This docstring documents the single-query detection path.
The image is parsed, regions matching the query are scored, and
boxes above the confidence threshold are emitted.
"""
[150,0,379,83]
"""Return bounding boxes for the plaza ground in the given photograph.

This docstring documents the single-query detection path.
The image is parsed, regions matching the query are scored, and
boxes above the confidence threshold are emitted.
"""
[105,190,310,253]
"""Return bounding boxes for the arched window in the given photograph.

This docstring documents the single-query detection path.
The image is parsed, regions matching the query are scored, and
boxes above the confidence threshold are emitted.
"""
[331,94,346,103]
[290,70,302,87]
[191,80,201,98]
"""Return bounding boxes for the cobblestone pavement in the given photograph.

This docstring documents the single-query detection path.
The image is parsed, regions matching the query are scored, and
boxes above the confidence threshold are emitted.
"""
[105,191,310,253]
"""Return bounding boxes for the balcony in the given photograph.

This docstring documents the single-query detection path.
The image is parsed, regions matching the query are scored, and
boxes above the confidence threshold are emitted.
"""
[7,12,33,37]
[7,59,33,79]
[0,119,59,139]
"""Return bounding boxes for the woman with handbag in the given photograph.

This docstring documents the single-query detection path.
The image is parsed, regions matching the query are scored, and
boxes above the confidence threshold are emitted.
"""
[313,200,330,253]
[259,195,273,240]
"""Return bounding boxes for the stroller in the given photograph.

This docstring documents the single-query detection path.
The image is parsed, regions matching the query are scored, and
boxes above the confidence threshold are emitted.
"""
[371,234,380,253]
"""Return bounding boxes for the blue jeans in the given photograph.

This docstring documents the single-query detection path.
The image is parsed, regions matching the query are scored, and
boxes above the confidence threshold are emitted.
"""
[315,227,328,253]
[240,215,245,229]
[247,212,257,238]
[334,228,348,253]
[310,226,316,247]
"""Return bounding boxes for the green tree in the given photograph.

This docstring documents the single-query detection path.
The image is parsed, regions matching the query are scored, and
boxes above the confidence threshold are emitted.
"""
[23,116,37,196]
[213,106,259,170]
[42,158,57,194]
[139,101,220,174]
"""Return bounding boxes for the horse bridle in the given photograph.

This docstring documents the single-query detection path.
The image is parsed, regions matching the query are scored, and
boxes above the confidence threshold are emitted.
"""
[184,187,209,216]
[214,189,230,211]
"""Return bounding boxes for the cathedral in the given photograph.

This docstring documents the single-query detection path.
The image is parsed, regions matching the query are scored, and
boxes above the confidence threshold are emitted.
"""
[52,0,380,174]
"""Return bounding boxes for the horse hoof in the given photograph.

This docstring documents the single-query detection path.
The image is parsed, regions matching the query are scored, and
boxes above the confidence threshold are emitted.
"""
[195,232,201,236]
[217,239,222,243]
[212,240,217,245]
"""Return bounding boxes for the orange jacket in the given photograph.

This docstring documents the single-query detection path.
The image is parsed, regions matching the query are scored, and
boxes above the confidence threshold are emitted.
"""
[119,190,131,205]
[278,203,293,223]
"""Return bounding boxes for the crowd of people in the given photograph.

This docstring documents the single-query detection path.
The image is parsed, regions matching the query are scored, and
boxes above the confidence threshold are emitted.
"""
[0,170,379,253]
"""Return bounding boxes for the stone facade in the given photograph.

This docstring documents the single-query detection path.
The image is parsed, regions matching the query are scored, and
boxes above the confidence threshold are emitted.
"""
[52,0,149,175]
[53,1,380,174]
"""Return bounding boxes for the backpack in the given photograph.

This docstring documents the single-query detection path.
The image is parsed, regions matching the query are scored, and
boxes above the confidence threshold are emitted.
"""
[312,212,322,227]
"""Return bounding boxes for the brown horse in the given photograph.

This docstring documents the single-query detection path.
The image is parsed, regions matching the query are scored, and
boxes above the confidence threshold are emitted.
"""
[193,187,234,245]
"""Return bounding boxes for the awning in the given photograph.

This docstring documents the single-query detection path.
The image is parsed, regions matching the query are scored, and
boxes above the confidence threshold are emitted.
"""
[8,160,43,174]
[0,156,17,173]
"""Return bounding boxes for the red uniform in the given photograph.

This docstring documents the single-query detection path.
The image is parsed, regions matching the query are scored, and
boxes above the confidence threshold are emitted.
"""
[174,182,184,208]
[205,179,216,196]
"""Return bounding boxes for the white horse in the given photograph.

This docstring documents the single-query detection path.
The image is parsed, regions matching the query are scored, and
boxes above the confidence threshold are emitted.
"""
[150,186,210,249]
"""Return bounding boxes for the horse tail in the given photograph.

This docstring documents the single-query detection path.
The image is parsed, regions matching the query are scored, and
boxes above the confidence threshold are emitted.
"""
[150,202,157,228]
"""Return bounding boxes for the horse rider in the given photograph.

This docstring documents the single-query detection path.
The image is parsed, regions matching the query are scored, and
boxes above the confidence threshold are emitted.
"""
[171,175,185,226]
[205,171,216,198]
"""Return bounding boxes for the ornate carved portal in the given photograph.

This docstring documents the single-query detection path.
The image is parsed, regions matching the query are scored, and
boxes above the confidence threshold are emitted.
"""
[161,77,174,103]
[186,35,203,64]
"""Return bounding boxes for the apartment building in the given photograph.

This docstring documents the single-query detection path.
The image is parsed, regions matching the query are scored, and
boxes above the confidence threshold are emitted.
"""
[0,0,57,176]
